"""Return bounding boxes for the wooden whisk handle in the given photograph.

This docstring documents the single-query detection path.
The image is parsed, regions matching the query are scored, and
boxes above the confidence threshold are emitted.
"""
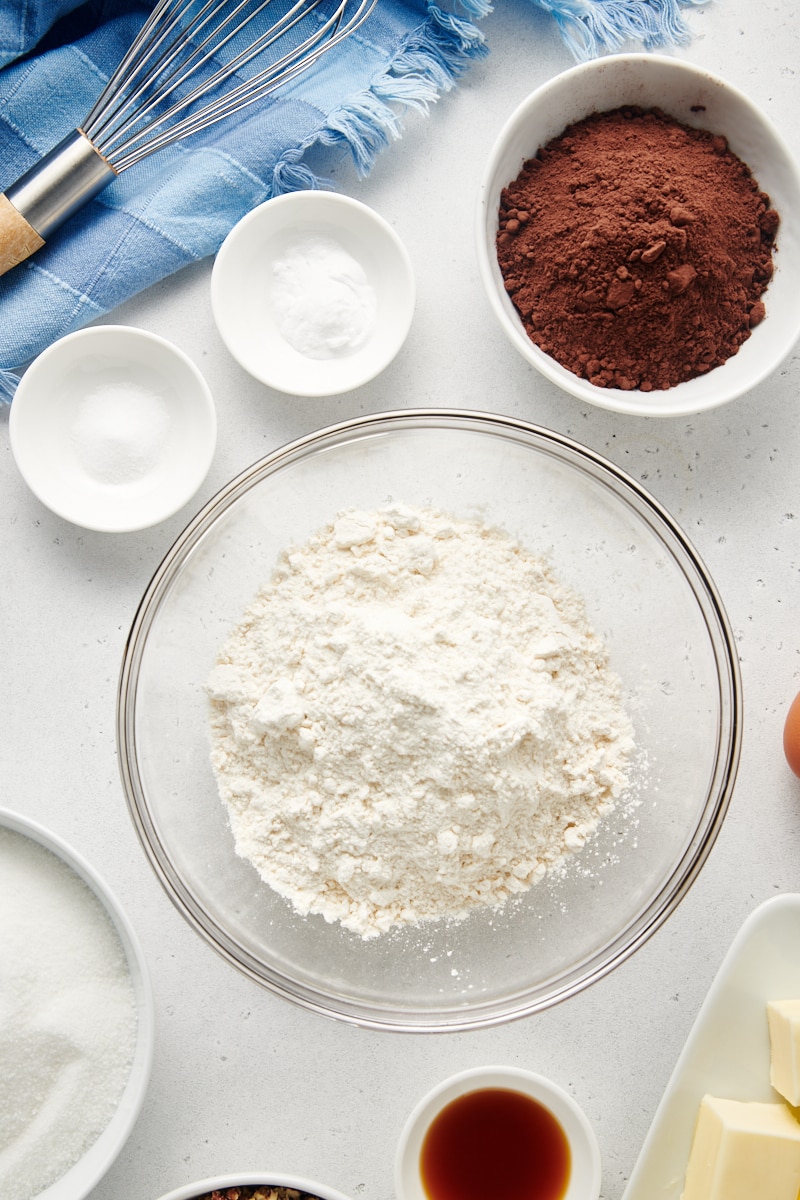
[0,129,116,277]
[0,194,45,275]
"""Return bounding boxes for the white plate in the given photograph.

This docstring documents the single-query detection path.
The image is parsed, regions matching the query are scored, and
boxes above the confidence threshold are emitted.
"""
[622,894,800,1200]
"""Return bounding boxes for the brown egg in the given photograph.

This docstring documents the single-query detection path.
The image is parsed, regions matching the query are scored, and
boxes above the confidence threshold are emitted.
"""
[783,692,800,778]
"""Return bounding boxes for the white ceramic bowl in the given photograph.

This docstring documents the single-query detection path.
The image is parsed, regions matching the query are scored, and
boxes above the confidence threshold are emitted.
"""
[210,191,415,395]
[9,324,216,531]
[0,807,154,1200]
[476,54,800,417]
[395,1066,601,1200]
[155,1172,357,1200]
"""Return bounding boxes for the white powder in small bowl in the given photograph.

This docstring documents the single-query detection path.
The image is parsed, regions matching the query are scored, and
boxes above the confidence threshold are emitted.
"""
[71,379,172,485]
[207,504,635,939]
[0,829,138,1200]
[270,234,377,360]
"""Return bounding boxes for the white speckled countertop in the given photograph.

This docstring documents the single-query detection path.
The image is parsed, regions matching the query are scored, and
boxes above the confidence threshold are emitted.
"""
[2,2,799,1197]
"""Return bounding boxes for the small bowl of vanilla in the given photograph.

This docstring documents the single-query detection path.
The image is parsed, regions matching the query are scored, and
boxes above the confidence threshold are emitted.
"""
[210,190,416,396]
[395,1066,601,1200]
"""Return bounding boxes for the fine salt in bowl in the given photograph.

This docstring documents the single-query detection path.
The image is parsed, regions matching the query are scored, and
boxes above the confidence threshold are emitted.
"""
[395,1066,602,1200]
[0,807,154,1200]
[9,324,217,532]
[476,53,800,417]
[210,190,416,396]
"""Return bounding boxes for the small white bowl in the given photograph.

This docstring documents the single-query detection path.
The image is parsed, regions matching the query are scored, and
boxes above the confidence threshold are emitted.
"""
[395,1066,602,1200]
[0,807,154,1200]
[9,324,216,531]
[210,191,415,396]
[476,54,800,417]
[155,1172,357,1200]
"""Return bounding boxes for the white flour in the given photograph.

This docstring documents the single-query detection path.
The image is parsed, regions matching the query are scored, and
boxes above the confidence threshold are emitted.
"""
[207,505,634,938]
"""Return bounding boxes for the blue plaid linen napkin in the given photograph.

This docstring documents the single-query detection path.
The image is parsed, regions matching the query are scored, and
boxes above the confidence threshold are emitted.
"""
[0,0,702,401]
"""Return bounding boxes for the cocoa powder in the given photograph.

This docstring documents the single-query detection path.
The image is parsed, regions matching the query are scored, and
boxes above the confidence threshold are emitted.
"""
[496,106,779,392]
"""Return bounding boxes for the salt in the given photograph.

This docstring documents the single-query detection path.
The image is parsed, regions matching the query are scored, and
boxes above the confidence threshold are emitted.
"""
[71,377,172,485]
[0,828,138,1200]
[270,233,377,359]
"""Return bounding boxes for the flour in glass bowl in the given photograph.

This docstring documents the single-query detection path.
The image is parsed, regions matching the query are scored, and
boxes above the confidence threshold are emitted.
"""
[207,504,635,939]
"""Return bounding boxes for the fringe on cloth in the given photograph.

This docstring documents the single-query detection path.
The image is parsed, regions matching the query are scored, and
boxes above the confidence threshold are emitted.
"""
[271,4,492,192]
[532,0,706,61]
[0,369,17,401]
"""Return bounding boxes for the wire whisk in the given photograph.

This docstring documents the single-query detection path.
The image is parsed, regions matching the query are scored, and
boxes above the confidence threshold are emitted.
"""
[0,0,377,276]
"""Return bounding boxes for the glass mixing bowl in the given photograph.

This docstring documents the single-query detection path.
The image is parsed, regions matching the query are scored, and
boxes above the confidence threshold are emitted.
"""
[117,410,741,1031]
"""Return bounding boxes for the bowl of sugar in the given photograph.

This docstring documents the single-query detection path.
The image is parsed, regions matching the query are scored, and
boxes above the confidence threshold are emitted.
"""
[210,190,416,396]
[9,324,217,532]
[0,807,154,1200]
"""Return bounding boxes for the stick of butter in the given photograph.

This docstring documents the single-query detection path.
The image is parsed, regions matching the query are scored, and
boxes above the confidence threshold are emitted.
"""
[768,999,800,1106]
[681,1095,800,1200]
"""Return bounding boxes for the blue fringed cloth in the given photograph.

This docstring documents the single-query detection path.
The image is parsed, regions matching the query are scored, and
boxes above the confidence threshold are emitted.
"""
[0,0,704,401]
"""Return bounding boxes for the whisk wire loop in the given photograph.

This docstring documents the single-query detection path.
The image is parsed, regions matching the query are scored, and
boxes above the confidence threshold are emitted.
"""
[122,2,353,162]
[85,0,272,154]
[82,0,376,171]
[104,0,327,159]
[85,0,270,156]
[84,0,187,136]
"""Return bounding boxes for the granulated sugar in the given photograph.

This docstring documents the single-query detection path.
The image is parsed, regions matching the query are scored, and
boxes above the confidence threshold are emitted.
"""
[0,828,137,1200]
[207,505,635,938]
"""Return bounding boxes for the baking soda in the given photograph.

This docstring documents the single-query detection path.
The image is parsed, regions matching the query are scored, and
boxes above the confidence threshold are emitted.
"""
[270,234,377,359]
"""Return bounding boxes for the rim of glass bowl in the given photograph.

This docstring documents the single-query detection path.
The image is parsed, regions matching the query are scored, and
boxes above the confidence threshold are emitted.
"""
[117,408,742,1033]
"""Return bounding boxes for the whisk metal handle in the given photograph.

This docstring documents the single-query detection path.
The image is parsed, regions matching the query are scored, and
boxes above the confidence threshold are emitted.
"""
[0,130,116,276]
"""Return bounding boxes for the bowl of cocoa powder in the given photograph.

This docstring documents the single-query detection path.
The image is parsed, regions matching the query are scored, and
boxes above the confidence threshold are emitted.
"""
[477,54,800,416]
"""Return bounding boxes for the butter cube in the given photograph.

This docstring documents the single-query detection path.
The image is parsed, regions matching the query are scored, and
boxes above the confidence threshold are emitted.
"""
[768,999,800,1105]
[681,1095,800,1200]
